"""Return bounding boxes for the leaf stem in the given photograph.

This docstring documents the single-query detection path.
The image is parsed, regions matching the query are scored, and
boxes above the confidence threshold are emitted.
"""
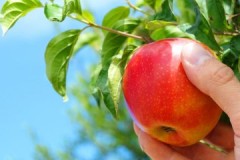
[69,15,147,42]
[125,0,150,16]
[227,13,240,20]
[214,31,240,36]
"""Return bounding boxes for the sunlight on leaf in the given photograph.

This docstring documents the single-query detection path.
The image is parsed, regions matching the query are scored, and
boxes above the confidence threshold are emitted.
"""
[44,0,82,22]
[93,19,140,117]
[102,6,130,35]
[150,25,194,40]
[154,0,176,21]
[73,32,99,55]
[172,0,220,51]
[107,45,137,114]
[0,0,43,35]
[44,2,65,22]
[206,0,229,32]
[108,55,122,114]
[144,0,164,11]
[45,29,81,97]
[64,0,82,15]
[145,20,177,31]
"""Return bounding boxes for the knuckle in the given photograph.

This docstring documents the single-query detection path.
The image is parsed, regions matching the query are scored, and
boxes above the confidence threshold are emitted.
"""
[210,65,235,86]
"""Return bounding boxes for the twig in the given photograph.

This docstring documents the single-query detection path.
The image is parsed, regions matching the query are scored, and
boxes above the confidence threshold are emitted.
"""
[88,22,146,41]
[69,15,146,42]
[125,0,150,16]
[214,31,240,36]
[199,140,227,154]
[227,13,240,20]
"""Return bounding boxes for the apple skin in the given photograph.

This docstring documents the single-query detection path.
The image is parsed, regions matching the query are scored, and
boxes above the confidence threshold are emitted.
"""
[122,38,222,147]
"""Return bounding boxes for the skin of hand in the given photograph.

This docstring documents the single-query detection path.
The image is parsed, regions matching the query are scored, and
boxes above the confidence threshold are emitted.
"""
[133,42,240,160]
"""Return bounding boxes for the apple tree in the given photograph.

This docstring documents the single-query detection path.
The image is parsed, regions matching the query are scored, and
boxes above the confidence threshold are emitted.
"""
[1,0,239,158]
[33,75,148,160]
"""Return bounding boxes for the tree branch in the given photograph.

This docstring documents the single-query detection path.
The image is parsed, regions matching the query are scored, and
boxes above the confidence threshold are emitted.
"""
[88,22,146,42]
[214,31,240,36]
[227,13,240,20]
[125,0,150,16]
[69,15,147,42]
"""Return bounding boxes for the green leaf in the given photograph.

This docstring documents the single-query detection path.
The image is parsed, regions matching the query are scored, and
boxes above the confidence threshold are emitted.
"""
[235,62,240,80]
[145,20,177,31]
[206,0,229,32]
[102,19,140,64]
[91,45,136,112]
[107,45,137,117]
[44,2,65,22]
[92,87,103,107]
[144,0,164,11]
[186,14,220,51]
[102,6,130,34]
[222,0,235,15]
[91,64,103,107]
[195,0,208,18]
[150,25,194,40]
[121,45,138,66]
[196,0,233,25]
[64,0,82,15]
[94,66,118,117]
[172,0,196,24]
[107,45,135,114]
[0,0,42,35]
[172,0,220,51]
[44,0,82,22]
[221,43,238,68]
[144,0,156,9]
[154,0,176,21]
[73,10,95,23]
[230,35,240,54]
[94,19,140,117]
[81,10,95,23]
[45,29,81,97]
[73,32,99,55]
[108,58,122,114]
[220,39,240,80]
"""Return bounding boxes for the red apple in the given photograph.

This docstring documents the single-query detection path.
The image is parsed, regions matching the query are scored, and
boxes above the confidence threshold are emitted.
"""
[122,38,222,146]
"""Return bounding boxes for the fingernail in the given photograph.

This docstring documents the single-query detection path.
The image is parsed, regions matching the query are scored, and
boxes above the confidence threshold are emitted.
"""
[182,42,213,66]
[133,123,145,151]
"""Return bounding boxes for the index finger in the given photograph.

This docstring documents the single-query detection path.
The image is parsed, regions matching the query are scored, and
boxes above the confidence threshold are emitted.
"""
[134,124,190,160]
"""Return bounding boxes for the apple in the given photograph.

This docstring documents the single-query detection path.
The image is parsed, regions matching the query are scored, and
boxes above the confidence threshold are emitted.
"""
[122,38,222,146]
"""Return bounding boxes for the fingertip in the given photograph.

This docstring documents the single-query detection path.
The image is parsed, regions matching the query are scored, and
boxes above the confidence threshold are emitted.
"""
[133,123,142,137]
[133,124,191,160]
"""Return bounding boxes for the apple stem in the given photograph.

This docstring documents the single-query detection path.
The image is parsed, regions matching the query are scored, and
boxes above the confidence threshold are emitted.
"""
[199,140,227,154]
[161,126,176,133]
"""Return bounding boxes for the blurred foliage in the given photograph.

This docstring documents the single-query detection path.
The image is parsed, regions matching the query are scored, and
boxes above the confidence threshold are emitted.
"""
[33,73,148,160]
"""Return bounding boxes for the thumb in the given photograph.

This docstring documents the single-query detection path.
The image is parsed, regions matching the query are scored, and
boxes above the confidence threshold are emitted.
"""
[181,42,240,159]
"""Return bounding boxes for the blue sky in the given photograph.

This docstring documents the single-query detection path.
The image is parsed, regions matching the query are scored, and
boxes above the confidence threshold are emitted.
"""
[0,0,128,159]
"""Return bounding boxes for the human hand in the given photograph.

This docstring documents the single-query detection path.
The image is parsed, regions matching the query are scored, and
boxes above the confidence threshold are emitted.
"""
[134,42,240,160]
